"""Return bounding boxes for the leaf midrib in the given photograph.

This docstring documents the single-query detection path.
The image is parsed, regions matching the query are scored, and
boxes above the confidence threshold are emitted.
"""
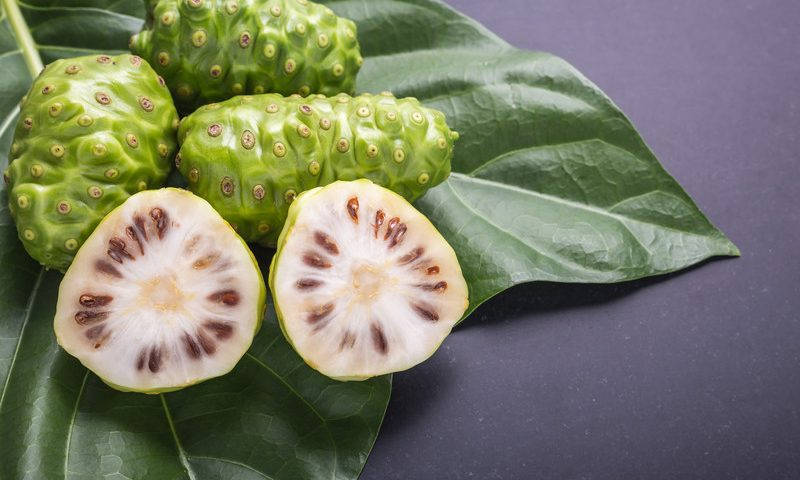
[449,172,735,253]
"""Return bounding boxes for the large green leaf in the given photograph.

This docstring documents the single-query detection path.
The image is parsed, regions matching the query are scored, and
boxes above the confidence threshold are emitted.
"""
[339,2,738,312]
[0,5,389,479]
[0,0,737,478]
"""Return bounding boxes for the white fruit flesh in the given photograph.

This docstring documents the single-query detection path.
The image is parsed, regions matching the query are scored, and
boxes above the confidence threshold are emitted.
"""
[271,180,468,380]
[54,188,264,392]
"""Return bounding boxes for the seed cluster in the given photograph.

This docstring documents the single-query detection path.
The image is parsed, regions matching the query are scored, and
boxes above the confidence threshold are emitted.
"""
[4,53,179,271]
[290,193,448,357]
[130,0,363,112]
[176,92,458,247]
[78,203,240,375]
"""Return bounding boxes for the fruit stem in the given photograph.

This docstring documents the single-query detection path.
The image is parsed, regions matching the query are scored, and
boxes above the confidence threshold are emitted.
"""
[2,0,43,77]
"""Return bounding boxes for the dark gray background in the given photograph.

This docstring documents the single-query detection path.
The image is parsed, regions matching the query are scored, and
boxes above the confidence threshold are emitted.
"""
[361,1,800,479]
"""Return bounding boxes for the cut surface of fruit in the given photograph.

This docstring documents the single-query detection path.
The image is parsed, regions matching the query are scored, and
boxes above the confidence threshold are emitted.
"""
[54,188,265,393]
[269,179,468,380]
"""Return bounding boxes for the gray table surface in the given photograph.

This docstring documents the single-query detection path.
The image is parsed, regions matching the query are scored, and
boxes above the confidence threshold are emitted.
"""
[360,1,800,479]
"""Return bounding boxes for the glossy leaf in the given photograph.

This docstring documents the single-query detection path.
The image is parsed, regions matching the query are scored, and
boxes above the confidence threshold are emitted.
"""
[0,4,389,479]
[0,0,737,478]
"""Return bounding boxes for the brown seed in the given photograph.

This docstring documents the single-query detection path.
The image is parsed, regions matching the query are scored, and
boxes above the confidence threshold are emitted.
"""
[208,289,240,306]
[96,55,112,63]
[197,331,216,355]
[150,207,168,239]
[108,237,134,263]
[373,210,385,238]
[148,347,162,373]
[346,197,359,223]
[307,303,334,324]
[65,64,80,74]
[130,55,142,66]
[183,333,202,359]
[125,225,144,255]
[370,323,389,354]
[136,350,147,370]
[418,281,448,293]
[384,217,400,240]
[296,278,322,290]
[95,260,122,278]
[85,324,105,340]
[427,266,440,275]
[79,294,112,307]
[412,302,439,322]
[41,85,54,94]
[133,215,148,242]
[388,224,407,248]
[339,331,356,350]
[303,252,331,269]
[399,247,424,265]
[74,310,109,325]
[204,321,234,340]
[314,231,339,255]
[299,104,313,115]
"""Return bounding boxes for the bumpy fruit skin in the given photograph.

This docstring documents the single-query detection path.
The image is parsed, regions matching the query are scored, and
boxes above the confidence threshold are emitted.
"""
[177,92,459,246]
[130,0,362,112]
[4,54,178,271]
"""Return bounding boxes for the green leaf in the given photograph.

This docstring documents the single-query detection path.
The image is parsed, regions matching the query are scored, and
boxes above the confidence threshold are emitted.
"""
[0,0,738,478]
[0,4,389,479]
[343,3,739,313]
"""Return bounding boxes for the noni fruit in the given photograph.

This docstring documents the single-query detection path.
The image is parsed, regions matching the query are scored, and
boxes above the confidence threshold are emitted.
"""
[4,54,179,271]
[129,0,362,112]
[176,92,459,246]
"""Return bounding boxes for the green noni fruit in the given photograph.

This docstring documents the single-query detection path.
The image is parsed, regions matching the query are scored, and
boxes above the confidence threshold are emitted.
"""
[129,0,362,112]
[176,92,459,246]
[4,54,179,271]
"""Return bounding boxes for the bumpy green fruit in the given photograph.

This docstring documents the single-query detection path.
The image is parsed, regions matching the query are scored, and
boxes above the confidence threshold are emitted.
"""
[130,0,362,112]
[4,54,179,271]
[177,92,459,246]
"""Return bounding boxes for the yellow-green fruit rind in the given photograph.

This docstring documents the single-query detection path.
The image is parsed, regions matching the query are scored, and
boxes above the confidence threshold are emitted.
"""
[6,54,179,271]
[130,0,362,112]
[177,93,458,246]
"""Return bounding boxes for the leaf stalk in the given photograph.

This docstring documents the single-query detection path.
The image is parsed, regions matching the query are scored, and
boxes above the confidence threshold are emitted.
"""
[1,0,43,77]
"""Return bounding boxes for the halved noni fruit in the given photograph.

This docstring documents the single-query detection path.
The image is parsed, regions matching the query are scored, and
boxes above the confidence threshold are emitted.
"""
[54,188,265,393]
[269,179,468,380]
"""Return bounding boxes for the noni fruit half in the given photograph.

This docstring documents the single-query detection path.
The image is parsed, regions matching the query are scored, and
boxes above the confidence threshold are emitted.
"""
[269,179,468,380]
[130,0,362,112]
[176,92,459,246]
[55,188,265,393]
[4,54,179,271]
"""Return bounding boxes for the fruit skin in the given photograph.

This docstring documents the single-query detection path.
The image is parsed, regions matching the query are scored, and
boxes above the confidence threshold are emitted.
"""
[54,188,266,394]
[177,92,459,246]
[269,179,468,381]
[129,0,362,112]
[4,54,179,272]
